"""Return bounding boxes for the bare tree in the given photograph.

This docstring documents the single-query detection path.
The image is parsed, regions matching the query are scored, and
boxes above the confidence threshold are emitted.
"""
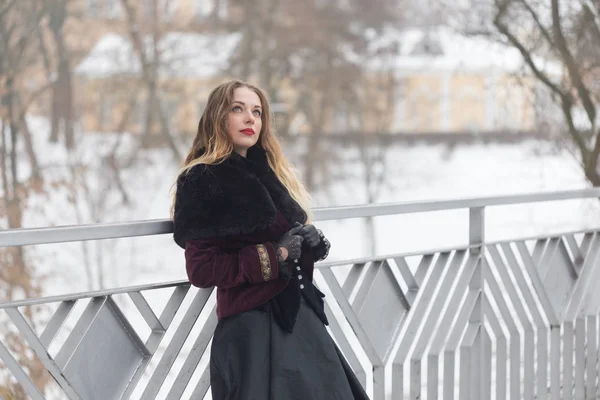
[0,0,51,395]
[226,0,402,192]
[490,0,600,185]
[119,0,182,160]
[44,0,75,149]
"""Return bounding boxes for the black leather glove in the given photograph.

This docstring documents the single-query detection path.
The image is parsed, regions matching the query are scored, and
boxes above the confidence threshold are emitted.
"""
[278,260,293,280]
[295,222,331,261]
[295,223,321,247]
[275,225,304,262]
[313,230,330,261]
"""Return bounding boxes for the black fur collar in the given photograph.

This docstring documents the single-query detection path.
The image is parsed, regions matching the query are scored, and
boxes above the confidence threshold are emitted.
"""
[173,145,307,248]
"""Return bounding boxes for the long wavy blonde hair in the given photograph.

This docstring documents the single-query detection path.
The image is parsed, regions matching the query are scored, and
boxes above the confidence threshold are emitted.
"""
[170,80,311,219]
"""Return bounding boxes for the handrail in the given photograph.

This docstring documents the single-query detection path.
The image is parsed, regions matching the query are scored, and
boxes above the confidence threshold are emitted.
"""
[1,188,599,248]
[3,223,600,309]
[0,280,188,309]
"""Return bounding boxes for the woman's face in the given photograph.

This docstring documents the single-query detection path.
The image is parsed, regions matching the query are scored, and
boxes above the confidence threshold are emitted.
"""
[226,86,263,157]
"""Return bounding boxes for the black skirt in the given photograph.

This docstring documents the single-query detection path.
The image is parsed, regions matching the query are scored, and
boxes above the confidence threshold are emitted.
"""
[210,297,370,400]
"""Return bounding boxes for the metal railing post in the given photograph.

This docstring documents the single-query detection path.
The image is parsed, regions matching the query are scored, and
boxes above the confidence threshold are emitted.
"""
[469,206,490,399]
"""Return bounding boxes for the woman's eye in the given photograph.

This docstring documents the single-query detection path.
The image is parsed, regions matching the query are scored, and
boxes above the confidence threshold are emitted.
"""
[253,110,261,117]
[232,106,242,112]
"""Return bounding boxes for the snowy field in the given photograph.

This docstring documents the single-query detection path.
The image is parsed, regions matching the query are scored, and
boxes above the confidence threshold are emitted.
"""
[17,122,599,298]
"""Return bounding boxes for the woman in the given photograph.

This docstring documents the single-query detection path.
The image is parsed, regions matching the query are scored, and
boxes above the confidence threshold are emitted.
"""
[172,80,369,400]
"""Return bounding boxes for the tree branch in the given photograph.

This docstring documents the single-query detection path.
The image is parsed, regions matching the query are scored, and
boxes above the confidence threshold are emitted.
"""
[583,3,600,51]
[494,0,590,161]
[519,0,555,48]
[551,0,596,125]
[494,3,565,98]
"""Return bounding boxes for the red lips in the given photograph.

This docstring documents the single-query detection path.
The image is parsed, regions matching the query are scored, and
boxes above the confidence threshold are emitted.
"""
[240,128,255,136]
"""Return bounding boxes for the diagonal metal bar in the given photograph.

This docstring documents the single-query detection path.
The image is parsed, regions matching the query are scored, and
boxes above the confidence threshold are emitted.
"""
[141,287,213,399]
[500,243,548,328]
[120,356,151,400]
[564,234,600,320]
[128,291,164,332]
[515,241,560,325]
[0,337,46,400]
[499,242,551,398]
[159,284,193,328]
[532,238,549,266]
[166,307,218,399]
[443,290,480,399]
[564,234,584,273]
[352,261,380,312]
[120,289,186,400]
[484,297,508,400]
[458,323,480,400]
[579,232,595,260]
[538,237,560,282]
[428,254,479,356]
[394,252,452,366]
[6,307,82,399]
[413,254,434,287]
[342,263,366,298]
[410,250,467,398]
[54,297,106,370]
[428,253,478,399]
[40,300,76,348]
[484,253,522,399]
[320,267,381,365]
[393,256,418,291]
[321,267,385,399]
[392,257,418,307]
[487,244,537,398]
[189,360,212,400]
[321,298,367,387]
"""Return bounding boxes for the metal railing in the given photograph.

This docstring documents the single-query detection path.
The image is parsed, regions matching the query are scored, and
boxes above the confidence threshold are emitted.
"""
[1,188,600,399]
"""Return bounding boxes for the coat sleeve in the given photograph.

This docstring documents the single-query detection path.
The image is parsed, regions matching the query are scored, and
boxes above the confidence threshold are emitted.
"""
[184,238,281,289]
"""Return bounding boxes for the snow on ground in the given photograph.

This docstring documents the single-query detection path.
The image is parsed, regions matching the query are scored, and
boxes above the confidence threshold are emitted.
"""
[19,125,598,298]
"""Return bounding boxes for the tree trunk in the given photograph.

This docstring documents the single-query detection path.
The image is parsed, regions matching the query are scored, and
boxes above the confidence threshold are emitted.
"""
[49,0,75,149]
[50,82,60,143]
[18,111,42,182]
[142,84,156,147]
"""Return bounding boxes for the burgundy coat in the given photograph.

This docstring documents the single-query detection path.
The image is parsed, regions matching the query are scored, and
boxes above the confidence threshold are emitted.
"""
[185,210,321,319]
[173,146,320,320]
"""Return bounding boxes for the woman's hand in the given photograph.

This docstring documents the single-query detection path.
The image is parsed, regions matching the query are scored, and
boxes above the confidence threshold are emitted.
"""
[295,223,321,247]
[295,222,331,261]
[275,225,304,262]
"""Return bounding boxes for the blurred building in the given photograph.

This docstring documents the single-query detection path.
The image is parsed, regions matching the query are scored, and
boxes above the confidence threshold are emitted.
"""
[69,2,562,138]
[64,0,243,141]
[74,31,240,137]
[385,26,562,134]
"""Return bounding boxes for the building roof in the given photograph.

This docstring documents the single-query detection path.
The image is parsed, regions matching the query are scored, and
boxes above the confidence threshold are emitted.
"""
[367,26,562,76]
[75,31,242,79]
